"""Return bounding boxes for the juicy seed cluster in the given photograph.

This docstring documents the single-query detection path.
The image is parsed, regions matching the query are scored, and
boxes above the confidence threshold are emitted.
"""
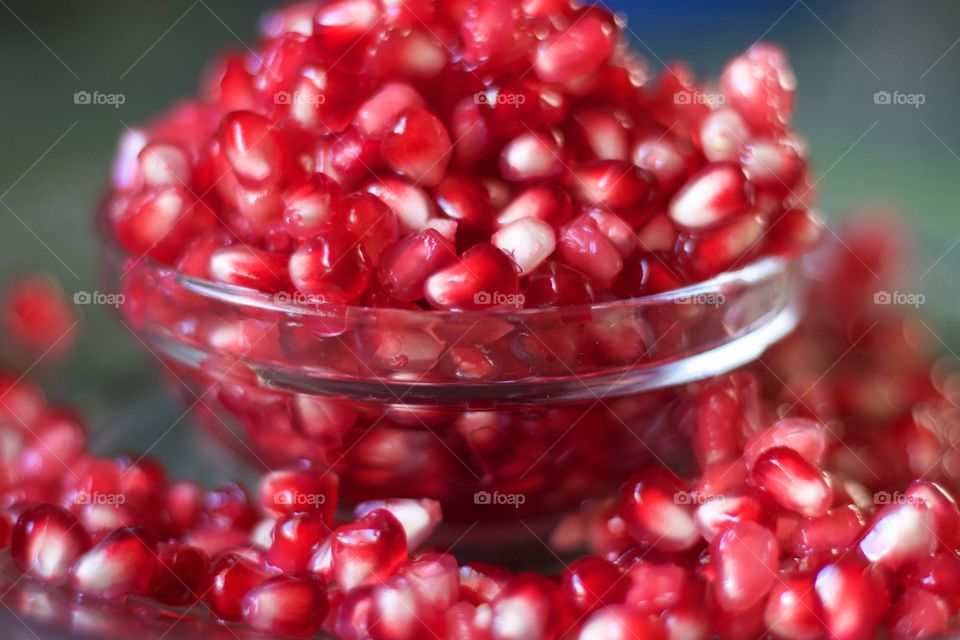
[104,0,820,311]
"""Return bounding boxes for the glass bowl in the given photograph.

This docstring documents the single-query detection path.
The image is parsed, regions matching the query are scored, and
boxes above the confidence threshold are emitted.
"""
[99,227,803,524]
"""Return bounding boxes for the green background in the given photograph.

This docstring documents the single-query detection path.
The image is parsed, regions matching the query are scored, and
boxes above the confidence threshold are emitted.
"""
[1,0,959,440]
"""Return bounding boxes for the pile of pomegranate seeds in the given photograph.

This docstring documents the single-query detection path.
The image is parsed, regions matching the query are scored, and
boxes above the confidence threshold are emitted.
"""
[104,0,821,310]
[1,220,959,638]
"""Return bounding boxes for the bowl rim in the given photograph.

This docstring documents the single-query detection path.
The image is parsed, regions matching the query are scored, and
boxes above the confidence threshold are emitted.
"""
[100,219,798,321]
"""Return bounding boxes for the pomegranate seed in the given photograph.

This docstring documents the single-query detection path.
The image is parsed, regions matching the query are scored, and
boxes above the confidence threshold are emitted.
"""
[258,467,338,520]
[286,65,365,134]
[710,520,778,612]
[740,138,805,195]
[523,261,594,308]
[424,243,520,310]
[204,53,257,112]
[113,186,216,264]
[743,418,826,469]
[679,212,766,278]
[319,126,383,189]
[205,551,270,621]
[289,231,372,303]
[669,162,751,230]
[890,588,949,639]
[633,137,690,198]
[353,498,442,551]
[792,504,867,559]
[449,97,491,170]
[904,480,960,551]
[2,275,76,363]
[70,527,157,600]
[282,173,343,239]
[903,553,960,603]
[343,193,400,266]
[367,574,444,640]
[434,175,493,242]
[220,111,287,187]
[381,106,452,187]
[586,209,638,258]
[766,206,823,256]
[561,557,627,616]
[378,229,457,301]
[858,501,936,571]
[491,573,562,640]
[209,246,290,293]
[11,504,91,586]
[356,83,426,141]
[150,541,209,606]
[694,493,765,542]
[334,585,376,640]
[495,184,573,228]
[557,216,624,289]
[492,217,556,276]
[568,107,629,162]
[763,574,823,640]
[624,561,693,613]
[662,605,710,640]
[698,109,749,162]
[500,129,564,182]
[242,574,329,638]
[460,562,510,604]
[720,43,796,134]
[314,0,380,53]
[332,508,407,591]
[578,605,667,640]
[750,446,833,517]
[570,160,655,213]
[365,176,436,234]
[138,142,191,188]
[814,561,889,640]
[460,0,531,70]
[619,468,700,552]
[533,12,617,83]
[266,511,330,573]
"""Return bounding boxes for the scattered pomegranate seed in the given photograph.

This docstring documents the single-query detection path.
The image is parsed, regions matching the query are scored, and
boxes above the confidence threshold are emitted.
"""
[242,574,329,638]
[11,504,91,586]
[491,573,562,640]
[814,561,889,640]
[332,508,408,591]
[2,274,76,363]
[70,527,157,600]
[205,551,271,621]
[150,541,209,606]
[619,468,700,552]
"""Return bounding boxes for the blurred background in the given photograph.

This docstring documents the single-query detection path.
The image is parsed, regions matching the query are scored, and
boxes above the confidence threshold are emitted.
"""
[0,0,959,423]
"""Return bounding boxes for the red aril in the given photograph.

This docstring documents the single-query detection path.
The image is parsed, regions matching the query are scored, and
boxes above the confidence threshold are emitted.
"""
[743,418,826,469]
[150,541,209,606]
[814,561,889,640]
[460,0,531,70]
[138,142,191,188]
[679,212,765,278]
[242,574,329,638]
[424,243,520,310]
[332,508,407,591]
[633,137,690,198]
[364,176,435,234]
[618,468,700,552]
[356,83,425,141]
[220,111,287,187]
[113,186,216,265]
[353,498,441,551]
[763,574,823,640]
[557,216,624,289]
[903,553,960,604]
[698,109,749,163]
[889,588,949,640]
[567,107,630,162]
[492,217,556,276]
[560,556,628,616]
[500,129,564,182]
[792,504,867,559]
[343,193,400,266]
[491,573,562,640]
[313,0,381,53]
[669,162,751,230]
[11,504,91,586]
[904,480,960,551]
[624,561,694,614]
[710,520,778,612]
[570,160,655,213]
[367,575,444,640]
[381,107,452,187]
[70,527,157,600]
[858,501,937,571]
[694,492,765,543]
[577,605,667,640]
[266,511,330,573]
[289,231,372,303]
[495,184,574,228]
[750,446,833,517]
[258,467,338,520]
[286,65,365,134]
[378,229,457,301]
[205,551,271,621]
[720,43,796,134]
[433,175,493,242]
[740,138,805,196]
[533,12,617,84]
[522,261,594,308]
[2,275,76,363]
[209,246,290,293]
[282,173,343,239]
